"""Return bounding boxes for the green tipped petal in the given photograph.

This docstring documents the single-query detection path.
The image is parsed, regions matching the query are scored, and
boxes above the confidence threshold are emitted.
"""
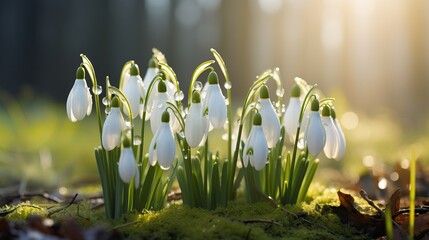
[331,108,337,119]
[158,80,167,93]
[253,112,262,126]
[76,66,85,79]
[130,63,140,76]
[123,136,132,148]
[111,96,120,107]
[161,110,170,123]
[311,98,320,111]
[321,105,331,116]
[148,57,157,68]
[192,90,201,103]
[208,71,218,84]
[260,85,269,99]
[291,84,301,97]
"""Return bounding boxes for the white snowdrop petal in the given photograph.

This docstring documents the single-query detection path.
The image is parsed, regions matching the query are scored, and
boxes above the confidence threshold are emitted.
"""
[71,80,91,121]
[148,130,160,166]
[306,111,326,157]
[207,84,227,128]
[143,68,158,92]
[156,124,176,170]
[123,76,144,118]
[322,116,339,159]
[150,93,169,134]
[66,87,77,122]
[283,97,302,143]
[259,99,281,148]
[102,108,124,151]
[118,147,137,183]
[185,103,205,147]
[249,126,269,171]
[333,119,346,160]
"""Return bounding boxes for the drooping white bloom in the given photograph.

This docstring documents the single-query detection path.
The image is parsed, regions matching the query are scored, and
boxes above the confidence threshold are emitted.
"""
[283,84,302,143]
[118,139,137,183]
[102,97,125,151]
[204,71,227,129]
[150,80,179,134]
[242,113,269,171]
[122,63,145,119]
[305,99,326,157]
[185,91,209,147]
[258,85,281,148]
[143,58,159,92]
[66,66,92,122]
[321,106,340,159]
[149,111,176,170]
[331,109,346,160]
[144,70,176,119]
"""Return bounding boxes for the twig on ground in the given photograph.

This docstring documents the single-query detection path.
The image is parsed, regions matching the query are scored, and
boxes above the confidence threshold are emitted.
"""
[235,218,282,226]
[359,190,384,215]
[47,193,78,217]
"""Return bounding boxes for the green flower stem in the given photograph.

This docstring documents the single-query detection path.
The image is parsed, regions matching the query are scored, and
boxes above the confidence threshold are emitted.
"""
[188,60,215,107]
[158,62,179,91]
[118,60,135,90]
[80,54,103,142]
[165,102,186,131]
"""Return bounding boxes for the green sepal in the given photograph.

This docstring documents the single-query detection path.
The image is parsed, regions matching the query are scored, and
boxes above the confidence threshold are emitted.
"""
[159,71,167,80]
[130,63,140,76]
[208,71,218,84]
[253,112,262,126]
[161,110,170,123]
[321,105,331,116]
[192,91,201,103]
[148,57,157,68]
[158,80,167,93]
[291,84,301,97]
[311,98,319,111]
[111,96,120,108]
[331,108,337,119]
[123,136,132,148]
[76,66,85,79]
[260,85,269,99]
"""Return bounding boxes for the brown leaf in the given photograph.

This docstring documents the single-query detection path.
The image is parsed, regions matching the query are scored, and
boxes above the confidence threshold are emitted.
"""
[401,214,429,239]
[330,191,385,238]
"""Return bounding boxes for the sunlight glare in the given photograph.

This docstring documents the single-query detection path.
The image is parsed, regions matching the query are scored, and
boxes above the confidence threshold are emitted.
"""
[341,112,359,129]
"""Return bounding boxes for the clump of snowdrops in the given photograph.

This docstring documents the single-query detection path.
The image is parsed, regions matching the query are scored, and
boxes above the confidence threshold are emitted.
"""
[66,49,346,218]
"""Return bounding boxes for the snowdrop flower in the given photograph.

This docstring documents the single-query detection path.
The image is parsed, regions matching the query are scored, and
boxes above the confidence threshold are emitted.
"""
[258,85,281,148]
[331,109,346,160]
[243,113,269,171]
[321,106,340,159]
[185,91,209,147]
[204,71,227,129]
[66,66,92,122]
[305,99,326,157]
[144,70,176,119]
[149,111,176,170]
[102,96,125,151]
[118,137,137,183]
[142,57,159,93]
[150,80,179,134]
[283,84,302,143]
[122,63,144,119]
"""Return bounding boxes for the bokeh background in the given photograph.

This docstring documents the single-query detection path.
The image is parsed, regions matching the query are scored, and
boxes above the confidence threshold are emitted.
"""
[1,0,428,196]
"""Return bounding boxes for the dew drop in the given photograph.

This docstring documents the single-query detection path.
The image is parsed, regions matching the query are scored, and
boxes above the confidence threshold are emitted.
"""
[134,136,142,145]
[125,119,132,128]
[221,133,228,141]
[276,88,285,97]
[157,103,164,109]
[225,98,229,105]
[275,101,280,108]
[194,81,203,91]
[178,131,185,138]
[174,91,184,101]
[281,104,286,113]
[102,97,109,106]
[105,108,111,114]
[92,85,102,95]
[224,82,232,90]
[184,155,188,160]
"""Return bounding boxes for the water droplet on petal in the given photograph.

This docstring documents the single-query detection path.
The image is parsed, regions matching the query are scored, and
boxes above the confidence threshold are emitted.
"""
[281,104,286,113]
[134,136,142,145]
[224,82,232,90]
[275,101,280,108]
[222,133,228,141]
[125,119,132,128]
[194,81,203,91]
[276,88,285,97]
[174,91,184,101]
[105,108,111,114]
[157,103,163,109]
[102,97,110,106]
[92,85,102,95]
[184,155,188,160]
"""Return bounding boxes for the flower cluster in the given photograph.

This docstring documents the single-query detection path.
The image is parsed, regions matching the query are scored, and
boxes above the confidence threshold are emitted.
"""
[67,49,347,217]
